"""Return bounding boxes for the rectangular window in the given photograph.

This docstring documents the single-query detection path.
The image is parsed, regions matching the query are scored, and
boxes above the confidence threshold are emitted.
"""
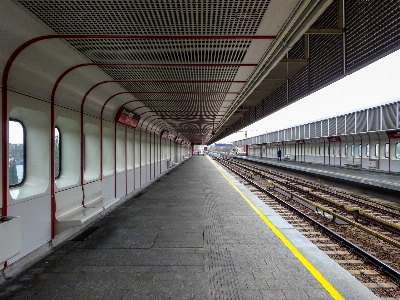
[351,145,355,157]
[358,144,362,157]
[396,143,400,159]
[385,143,389,158]
[9,119,25,187]
[375,143,379,158]
[366,144,369,158]
[55,127,61,178]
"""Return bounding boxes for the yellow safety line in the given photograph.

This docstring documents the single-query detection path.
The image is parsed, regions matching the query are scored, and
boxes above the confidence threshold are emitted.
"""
[208,157,344,300]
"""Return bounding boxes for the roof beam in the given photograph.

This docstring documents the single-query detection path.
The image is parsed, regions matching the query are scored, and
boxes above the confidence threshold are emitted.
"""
[305,28,344,34]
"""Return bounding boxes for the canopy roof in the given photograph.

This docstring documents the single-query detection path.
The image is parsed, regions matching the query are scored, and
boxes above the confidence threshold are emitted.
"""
[2,0,399,144]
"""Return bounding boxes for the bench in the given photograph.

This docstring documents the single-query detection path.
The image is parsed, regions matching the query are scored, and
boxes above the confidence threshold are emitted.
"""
[55,186,103,234]
[344,163,361,168]
[55,181,118,234]
[84,180,118,210]
[366,159,378,170]
[283,154,292,161]
[344,157,361,168]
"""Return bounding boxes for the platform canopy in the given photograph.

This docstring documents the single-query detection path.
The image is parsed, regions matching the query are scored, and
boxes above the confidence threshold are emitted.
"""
[2,0,399,144]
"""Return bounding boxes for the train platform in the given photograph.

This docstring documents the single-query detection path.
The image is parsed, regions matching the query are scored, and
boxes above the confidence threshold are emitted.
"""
[0,156,377,299]
[238,156,400,194]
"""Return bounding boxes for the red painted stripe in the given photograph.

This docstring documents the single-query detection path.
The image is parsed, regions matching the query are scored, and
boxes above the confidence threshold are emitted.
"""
[140,99,234,102]
[130,92,238,94]
[89,79,247,83]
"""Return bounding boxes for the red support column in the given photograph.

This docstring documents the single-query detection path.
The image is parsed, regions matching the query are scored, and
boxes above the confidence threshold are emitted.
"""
[191,145,194,156]
[245,145,249,156]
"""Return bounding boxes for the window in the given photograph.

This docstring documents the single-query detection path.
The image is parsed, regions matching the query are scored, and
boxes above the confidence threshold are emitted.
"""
[345,144,348,156]
[375,143,379,158]
[351,144,355,157]
[366,144,369,158]
[55,127,61,178]
[385,143,389,158]
[396,143,400,159]
[358,144,362,157]
[9,120,25,187]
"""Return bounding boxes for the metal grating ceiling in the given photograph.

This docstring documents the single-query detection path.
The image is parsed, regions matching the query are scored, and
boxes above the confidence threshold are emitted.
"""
[15,0,274,144]
[13,0,400,145]
[68,39,251,63]
[18,0,269,35]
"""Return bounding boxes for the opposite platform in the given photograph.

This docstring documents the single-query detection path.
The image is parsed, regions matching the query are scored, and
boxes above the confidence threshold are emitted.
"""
[0,156,377,299]
[239,156,400,194]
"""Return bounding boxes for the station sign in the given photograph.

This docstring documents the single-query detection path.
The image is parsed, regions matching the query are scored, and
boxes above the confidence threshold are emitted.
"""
[160,130,169,139]
[160,130,175,140]
[115,107,140,128]
[386,130,400,139]
[327,136,341,142]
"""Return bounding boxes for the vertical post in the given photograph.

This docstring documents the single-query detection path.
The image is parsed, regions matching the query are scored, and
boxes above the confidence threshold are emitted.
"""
[359,134,363,169]
[133,129,135,190]
[388,138,391,173]
[328,142,331,165]
[149,130,151,180]
[339,0,346,75]
[114,122,117,198]
[377,135,380,170]
[191,144,194,156]
[245,145,249,156]
[125,127,127,196]
[153,132,156,178]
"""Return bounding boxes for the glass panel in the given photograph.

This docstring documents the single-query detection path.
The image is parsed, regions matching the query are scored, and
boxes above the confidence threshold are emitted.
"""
[9,120,25,187]
[366,144,369,158]
[375,143,379,158]
[385,143,389,158]
[358,145,362,157]
[351,145,354,157]
[396,143,400,159]
[55,127,61,178]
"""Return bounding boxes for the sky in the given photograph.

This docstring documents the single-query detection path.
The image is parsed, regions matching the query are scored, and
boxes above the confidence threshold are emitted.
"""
[217,49,400,143]
[8,49,400,145]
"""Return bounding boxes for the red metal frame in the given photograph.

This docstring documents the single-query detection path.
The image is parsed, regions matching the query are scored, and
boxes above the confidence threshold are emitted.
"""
[2,33,275,244]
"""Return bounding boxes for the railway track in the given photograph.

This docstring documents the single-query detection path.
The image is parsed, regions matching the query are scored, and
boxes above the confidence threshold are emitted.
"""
[213,157,400,299]
[226,159,400,246]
